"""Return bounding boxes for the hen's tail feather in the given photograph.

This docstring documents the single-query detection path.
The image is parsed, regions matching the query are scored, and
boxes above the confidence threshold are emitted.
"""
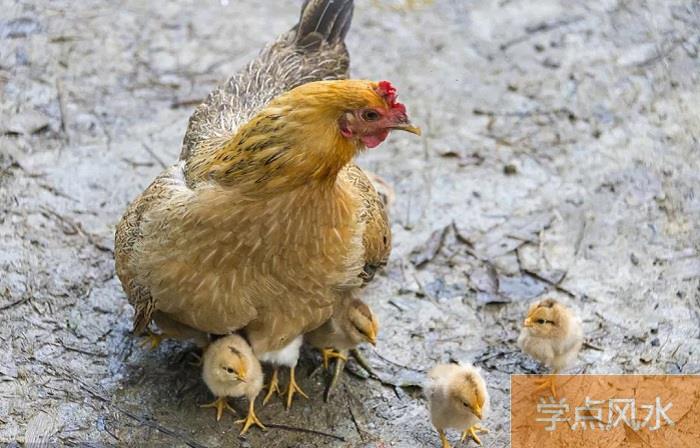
[294,0,354,49]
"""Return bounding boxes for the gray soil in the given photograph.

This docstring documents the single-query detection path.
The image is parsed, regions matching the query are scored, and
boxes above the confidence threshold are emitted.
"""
[1,0,699,447]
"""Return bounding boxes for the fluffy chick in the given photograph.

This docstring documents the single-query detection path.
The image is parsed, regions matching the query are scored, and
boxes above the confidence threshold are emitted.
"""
[201,334,264,435]
[517,298,583,372]
[305,297,378,369]
[305,297,378,399]
[517,298,583,396]
[425,363,489,448]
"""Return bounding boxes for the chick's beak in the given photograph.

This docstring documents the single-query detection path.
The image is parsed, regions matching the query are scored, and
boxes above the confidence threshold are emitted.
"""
[366,327,377,346]
[523,318,534,328]
[236,365,247,382]
[473,404,483,420]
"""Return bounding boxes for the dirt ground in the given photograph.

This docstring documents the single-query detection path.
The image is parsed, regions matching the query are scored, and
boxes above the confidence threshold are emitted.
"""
[1,0,699,447]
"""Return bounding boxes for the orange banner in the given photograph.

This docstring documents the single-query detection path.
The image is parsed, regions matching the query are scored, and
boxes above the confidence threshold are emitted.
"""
[511,375,700,447]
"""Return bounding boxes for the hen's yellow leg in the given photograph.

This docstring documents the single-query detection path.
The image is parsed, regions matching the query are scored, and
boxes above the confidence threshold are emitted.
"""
[461,424,489,445]
[438,429,451,448]
[285,366,308,410]
[200,396,236,422]
[321,348,347,369]
[235,399,265,435]
[262,367,281,405]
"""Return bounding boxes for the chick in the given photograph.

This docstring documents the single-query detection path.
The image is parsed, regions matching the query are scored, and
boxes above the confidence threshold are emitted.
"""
[258,335,307,410]
[201,334,264,435]
[305,297,378,398]
[306,297,378,368]
[425,363,489,448]
[517,298,583,396]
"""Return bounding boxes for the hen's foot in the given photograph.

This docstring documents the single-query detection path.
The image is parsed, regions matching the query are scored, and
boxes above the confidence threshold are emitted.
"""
[262,367,281,406]
[285,366,308,410]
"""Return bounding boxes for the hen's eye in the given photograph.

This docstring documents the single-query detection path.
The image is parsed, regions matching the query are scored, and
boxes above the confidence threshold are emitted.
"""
[361,110,380,121]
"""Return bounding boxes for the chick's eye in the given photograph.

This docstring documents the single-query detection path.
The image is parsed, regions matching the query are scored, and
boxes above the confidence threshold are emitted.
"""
[536,319,546,324]
[225,367,235,374]
[361,109,380,122]
[463,402,470,408]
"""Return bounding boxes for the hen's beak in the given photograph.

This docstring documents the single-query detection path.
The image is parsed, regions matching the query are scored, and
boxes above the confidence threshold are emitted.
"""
[523,318,534,328]
[391,122,422,136]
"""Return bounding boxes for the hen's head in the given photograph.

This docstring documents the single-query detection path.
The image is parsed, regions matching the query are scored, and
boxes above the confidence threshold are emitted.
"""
[203,80,419,189]
[333,80,421,148]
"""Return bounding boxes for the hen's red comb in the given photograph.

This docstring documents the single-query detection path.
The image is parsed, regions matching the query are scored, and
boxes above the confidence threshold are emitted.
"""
[375,81,406,114]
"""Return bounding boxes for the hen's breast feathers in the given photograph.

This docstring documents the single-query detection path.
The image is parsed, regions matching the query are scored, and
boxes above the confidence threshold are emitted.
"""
[341,164,392,284]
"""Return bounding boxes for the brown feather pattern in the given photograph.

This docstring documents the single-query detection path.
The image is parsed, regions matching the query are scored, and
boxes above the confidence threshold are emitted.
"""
[114,0,392,355]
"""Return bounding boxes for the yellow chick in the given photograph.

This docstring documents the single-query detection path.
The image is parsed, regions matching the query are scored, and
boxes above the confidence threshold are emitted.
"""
[305,297,378,398]
[517,298,583,396]
[425,363,489,448]
[305,297,378,369]
[201,334,264,435]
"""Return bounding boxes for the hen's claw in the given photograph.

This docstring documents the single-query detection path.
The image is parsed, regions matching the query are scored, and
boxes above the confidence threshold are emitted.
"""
[200,397,236,422]
[262,368,281,406]
[285,366,308,410]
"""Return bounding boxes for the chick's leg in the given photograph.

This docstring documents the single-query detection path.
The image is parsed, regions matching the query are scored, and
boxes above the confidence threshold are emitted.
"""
[438,429,451,448]
[350,348,375,376]
[461,425,489,445]
[138,330,164,350]
[200,396,236,422]
[285,366,308,410]
[533,369,559,398]
[321,348,347,369]
[236,399,265,435]
[262,367,281,406]
[324,354,346,402]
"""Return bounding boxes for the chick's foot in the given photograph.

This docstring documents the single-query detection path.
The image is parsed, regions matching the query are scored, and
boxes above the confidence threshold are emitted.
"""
[236,400,265,435]
[200,396,236,422]
[321,348,347,369]
[461,424,489,445]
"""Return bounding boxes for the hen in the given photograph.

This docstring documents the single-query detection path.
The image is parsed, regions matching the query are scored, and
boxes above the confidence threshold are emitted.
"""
[114,0,418,405]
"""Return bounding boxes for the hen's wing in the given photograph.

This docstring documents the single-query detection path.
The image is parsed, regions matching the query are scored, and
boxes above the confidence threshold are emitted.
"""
[115,164,188,334]
[180,0,354,183]
[341,164,392,284]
